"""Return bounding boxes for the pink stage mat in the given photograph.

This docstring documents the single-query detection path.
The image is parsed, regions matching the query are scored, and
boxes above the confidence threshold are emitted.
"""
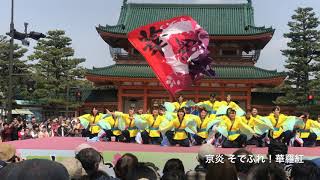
[4,137,320,157]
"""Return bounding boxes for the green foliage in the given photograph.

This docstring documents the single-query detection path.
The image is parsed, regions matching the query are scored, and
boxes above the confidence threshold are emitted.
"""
[275,7,320,107]
[0,35,29,105]
[28,30,91,107]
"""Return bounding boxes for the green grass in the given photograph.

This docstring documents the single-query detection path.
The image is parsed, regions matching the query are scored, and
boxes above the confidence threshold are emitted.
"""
[26,156,68,162]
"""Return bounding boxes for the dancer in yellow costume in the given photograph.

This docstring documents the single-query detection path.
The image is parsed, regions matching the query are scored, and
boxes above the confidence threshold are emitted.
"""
[141,107,164,145]
[120,108,139,143]
[317,115,320,146]
[201,93,221,114]
[241,110,254,125]
[251,107,262,119]
[161,108,192,147]
[193,108,216,145]
[219,109,254,148]
[159,105,166,116]
[173,95,187,112]
[294,113,317,147]
[78,107,104,138]
[242,108,267,147]
[101,109,125,142]
[220,94,241,110]
[267,106,293,145]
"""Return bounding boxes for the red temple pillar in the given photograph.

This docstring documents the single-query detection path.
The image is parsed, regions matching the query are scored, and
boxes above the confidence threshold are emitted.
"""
[118,87,123,112]
[247,88,251,110]
[143,88,148,112]
[195,86,200,102]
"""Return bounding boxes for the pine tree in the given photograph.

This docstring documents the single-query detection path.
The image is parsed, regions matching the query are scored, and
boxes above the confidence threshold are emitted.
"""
[0,35,29,106]
[276,7,320,108]
[28,30,89,108]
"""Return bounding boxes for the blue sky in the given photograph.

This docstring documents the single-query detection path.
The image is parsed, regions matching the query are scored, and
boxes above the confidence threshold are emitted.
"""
[0,0,319,71]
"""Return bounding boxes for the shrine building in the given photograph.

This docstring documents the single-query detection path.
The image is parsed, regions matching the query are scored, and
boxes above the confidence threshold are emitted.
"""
[84,0,286,113]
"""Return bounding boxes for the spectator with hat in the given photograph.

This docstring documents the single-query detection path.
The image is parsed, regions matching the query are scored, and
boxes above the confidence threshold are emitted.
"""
[60,158,86,179]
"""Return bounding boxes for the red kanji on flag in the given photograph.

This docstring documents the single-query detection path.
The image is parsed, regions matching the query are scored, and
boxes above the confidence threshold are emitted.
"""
[128,16,214,95]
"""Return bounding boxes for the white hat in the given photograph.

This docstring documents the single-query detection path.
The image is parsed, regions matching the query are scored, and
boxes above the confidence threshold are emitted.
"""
[59,158,86,179]
[198,144,216,160]
[74,143,96,155]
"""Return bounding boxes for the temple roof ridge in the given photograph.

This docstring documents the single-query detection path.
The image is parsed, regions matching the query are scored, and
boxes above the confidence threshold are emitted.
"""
[97,1,274,36]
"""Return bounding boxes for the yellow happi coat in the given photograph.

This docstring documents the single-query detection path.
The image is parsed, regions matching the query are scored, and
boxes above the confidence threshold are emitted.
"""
[104,116,121,136]
[297,119,315,139]
[241,116,262,128]
[162,116,189,140]
[173,101,187,111]
[220,101,241,110]
[195,114,216,139]
[313,121,320,140]
[221,115,245,141]
[201,100,221,112]
[144,114,164,138]
[268,113,288,139]
[122,114,139,137]
[79,113,104,134]
[241,116,252,125]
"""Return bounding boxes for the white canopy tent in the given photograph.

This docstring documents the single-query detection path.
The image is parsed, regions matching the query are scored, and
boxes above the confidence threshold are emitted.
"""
[0,109,34,116]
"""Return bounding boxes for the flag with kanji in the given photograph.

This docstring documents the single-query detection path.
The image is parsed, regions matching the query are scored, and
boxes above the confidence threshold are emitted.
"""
[128,16,215,95]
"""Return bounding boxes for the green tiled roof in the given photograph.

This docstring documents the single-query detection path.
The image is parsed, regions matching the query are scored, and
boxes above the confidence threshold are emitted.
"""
[97,3,274,36]
[87,64,286,80]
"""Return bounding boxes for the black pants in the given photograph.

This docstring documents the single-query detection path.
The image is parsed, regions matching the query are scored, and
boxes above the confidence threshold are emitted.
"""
[141,131,162,145]
[165,131,190,147]
[273,130,294,145]
[193,134,206,145]
[88,133,98,139]
[82,129,89,137]
[294,133,317,147]
[103,130,124,142]
[222,134,247,148]
[247,133,267,147]
[122,130,136,143]
[269,130,293,145]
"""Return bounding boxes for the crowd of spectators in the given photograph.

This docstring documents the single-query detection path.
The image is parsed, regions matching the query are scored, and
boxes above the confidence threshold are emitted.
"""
[0,116,84,142]
[0,141,319,180]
